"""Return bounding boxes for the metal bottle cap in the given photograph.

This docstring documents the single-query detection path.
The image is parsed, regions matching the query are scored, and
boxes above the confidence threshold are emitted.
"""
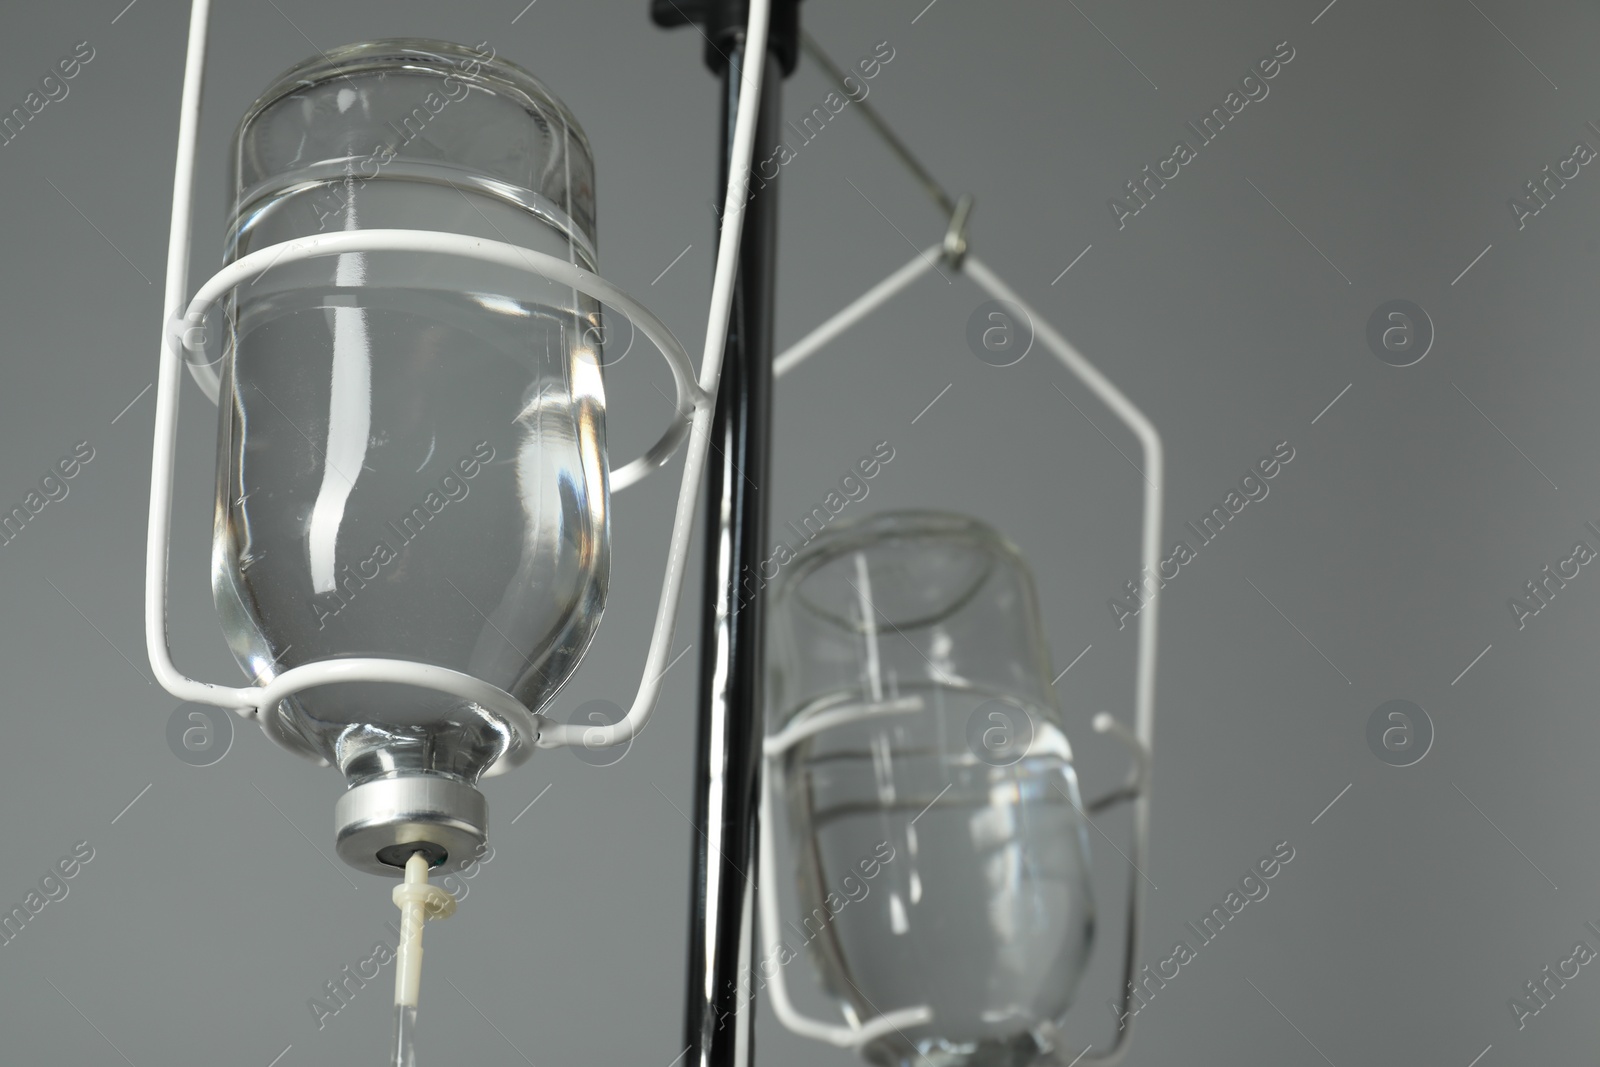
[334,774,488,878]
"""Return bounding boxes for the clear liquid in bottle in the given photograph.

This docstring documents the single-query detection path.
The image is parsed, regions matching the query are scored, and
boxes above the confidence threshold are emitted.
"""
[217,171,608,783]
[783,682,1095,1067]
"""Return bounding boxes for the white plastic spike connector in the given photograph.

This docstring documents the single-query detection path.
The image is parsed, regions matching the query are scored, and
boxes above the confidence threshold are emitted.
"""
[391,852,456,1009]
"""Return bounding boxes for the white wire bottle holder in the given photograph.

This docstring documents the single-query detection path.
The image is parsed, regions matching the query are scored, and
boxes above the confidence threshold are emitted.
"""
[754,229,1164,1065]
[144,0,775,774]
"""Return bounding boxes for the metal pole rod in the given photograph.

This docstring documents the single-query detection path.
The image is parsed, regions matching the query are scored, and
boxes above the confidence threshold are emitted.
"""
[678,17,791,1067]
[798,31,956,219]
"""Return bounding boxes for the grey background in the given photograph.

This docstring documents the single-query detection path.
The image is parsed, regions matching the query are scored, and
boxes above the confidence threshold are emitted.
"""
[0,0,1596,1064]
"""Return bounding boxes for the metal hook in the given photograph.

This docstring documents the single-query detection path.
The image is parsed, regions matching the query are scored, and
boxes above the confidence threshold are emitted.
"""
[942,193,976,269]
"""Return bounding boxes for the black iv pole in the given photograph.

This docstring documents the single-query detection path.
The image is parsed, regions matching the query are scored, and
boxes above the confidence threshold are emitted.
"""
[648,3,801,1067]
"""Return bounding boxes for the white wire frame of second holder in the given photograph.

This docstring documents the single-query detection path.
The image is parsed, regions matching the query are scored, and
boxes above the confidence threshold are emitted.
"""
[774,249,1163,753]
[144,0,775,768]
[769,247,1162,1067]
